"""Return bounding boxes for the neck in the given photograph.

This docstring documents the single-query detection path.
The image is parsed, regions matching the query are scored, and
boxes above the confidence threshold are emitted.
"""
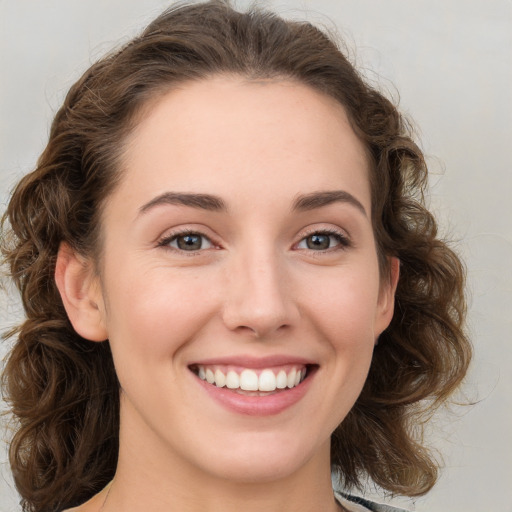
[106,471,340,512]
[104,403,339,512]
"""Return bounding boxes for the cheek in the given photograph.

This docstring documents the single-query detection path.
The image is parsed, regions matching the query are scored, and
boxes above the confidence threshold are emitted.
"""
[298,270,380,433]
[301,263,382,343]
[103,266,218,364]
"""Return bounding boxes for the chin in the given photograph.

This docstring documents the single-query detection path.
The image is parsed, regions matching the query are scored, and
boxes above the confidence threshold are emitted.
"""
[201,455,308,484]
[193,432,328,484]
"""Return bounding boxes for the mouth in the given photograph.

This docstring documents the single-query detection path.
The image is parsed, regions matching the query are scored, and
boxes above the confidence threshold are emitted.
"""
[187,356,318,415]
[188,363,316,396]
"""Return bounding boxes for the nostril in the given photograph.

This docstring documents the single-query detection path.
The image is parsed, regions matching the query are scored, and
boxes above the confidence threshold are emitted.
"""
[230,322,290,339]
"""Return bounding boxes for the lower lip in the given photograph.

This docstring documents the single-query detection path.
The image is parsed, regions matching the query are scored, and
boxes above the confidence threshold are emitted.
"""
[193,370,314,416]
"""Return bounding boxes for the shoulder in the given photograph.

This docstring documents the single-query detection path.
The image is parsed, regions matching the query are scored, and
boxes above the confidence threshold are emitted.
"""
[335,491,411,512]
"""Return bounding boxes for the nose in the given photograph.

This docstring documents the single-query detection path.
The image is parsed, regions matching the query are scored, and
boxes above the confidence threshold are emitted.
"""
[221,249,299,338]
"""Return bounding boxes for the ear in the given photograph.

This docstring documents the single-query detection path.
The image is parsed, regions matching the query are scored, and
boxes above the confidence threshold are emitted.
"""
[55,242,108,342]
[374,257,400,339]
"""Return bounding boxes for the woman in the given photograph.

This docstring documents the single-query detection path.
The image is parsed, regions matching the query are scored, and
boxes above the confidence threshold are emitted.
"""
[1,2,471,511]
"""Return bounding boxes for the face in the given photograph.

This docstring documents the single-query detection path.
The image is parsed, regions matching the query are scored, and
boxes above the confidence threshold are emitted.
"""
[75,77,396,484]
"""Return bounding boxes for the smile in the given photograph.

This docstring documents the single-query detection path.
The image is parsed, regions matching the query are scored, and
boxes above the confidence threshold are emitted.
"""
[188,358,317,415]
[192,365,307,393]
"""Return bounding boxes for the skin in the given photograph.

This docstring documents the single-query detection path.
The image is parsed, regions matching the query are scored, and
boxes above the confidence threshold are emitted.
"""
[57,76,398,512]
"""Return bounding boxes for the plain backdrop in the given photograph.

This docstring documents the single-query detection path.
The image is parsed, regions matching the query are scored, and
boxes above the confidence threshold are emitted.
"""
[1,1,511,511]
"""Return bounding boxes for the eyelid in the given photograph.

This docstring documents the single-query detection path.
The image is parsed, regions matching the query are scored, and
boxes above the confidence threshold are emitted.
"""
[155,224,351,253]
[293,226,352,251]
[169,233,213,250]
[157,226,221,252]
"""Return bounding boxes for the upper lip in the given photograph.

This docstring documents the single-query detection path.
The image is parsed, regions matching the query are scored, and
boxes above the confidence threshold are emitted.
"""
[188,354,316,369]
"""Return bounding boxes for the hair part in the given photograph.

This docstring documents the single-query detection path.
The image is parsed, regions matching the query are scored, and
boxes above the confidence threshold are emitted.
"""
[1,1,471,510]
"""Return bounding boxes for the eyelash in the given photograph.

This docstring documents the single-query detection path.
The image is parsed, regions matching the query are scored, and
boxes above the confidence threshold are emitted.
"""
[294,228,351,252]
[157,229,217,254]
[157,228,351,254]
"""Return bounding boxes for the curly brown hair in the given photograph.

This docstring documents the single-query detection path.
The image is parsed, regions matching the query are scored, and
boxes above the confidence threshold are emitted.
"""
[1,1,471,511]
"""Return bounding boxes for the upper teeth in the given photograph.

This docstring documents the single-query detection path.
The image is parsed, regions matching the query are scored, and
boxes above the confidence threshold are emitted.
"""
[196,366,306,392]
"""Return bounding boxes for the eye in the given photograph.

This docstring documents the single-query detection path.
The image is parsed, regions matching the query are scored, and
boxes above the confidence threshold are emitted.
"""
[162,232,213,251]
[296,231,348,251]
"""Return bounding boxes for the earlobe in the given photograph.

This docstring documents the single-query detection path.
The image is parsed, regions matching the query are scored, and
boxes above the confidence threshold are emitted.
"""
[375,257,400,338]
[55,242,108,342]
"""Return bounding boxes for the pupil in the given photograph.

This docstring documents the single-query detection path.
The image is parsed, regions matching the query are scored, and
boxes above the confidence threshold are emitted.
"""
[178,234,202,250]
[307,234,329,250]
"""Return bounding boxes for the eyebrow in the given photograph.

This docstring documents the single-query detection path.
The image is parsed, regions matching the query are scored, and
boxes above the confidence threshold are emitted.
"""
[139,192,227,214]
[138,189,366,217]
[292,190,367,216]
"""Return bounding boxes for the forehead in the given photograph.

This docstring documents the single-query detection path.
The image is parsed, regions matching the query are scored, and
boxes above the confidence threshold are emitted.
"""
[113,76,371,216]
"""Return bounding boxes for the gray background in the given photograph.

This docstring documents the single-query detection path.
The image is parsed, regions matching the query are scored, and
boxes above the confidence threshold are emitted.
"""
[1,1,511,511]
